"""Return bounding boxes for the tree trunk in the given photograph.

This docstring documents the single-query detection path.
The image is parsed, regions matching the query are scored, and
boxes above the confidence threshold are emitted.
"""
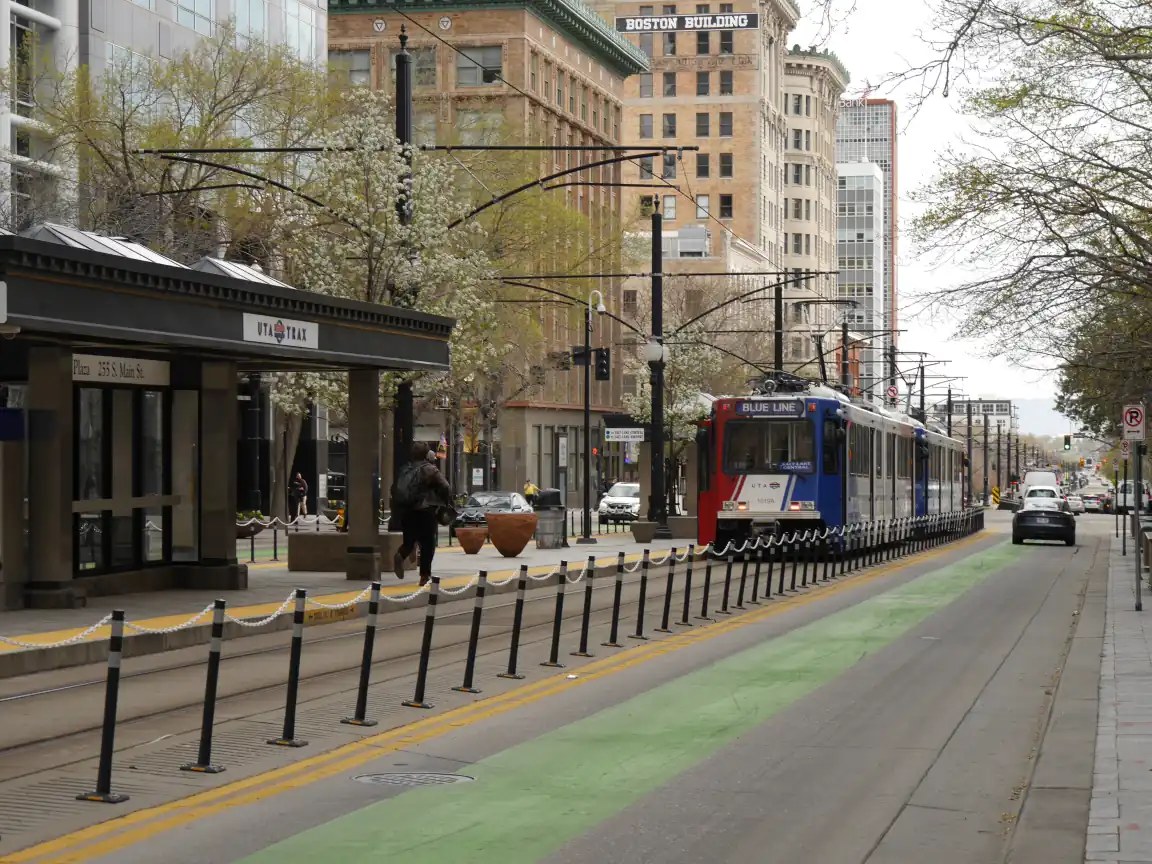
[270,408,304,522]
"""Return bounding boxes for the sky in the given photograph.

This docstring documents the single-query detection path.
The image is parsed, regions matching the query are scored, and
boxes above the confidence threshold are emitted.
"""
[792,0,1070,435]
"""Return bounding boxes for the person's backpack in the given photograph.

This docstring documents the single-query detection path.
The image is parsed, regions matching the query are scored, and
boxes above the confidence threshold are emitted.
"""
[392,462,425,509]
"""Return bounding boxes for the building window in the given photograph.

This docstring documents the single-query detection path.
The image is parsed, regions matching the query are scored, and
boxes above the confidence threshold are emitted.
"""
[543,62,552,99]
[792,128,802,149]
[719,2,731,9]
[792,163,802,184]
[805,129,811,150]
[696,194,710,218]
[664,195,677,219]
[663,152,677,178]
[623,289,638,319]
[389,47,437,86]
[457,46,501,85]
[719,70,733,94]
[639,32,654,56]
[719,112,732,136]
[696,31,710,54]
[805,198,811,220]
[805,233,811,254]
[329,49,370,87]
[696,2,709,10]
[696,112,709,136]
[639,114,653,138]
[581,85,588,121]
[664,32,677,54]
[792,232,802,254]
[235,0,266,38]
[792,198,801,219]
[696,152,709,177]
[662,113,676,137]
[782,196,788,218]
[283,0,317,60]
[805,164,812,185]
[793,94,802,114]
[639,156,655,179]
[569,75,576,112]
[805,94,811,115]
[663,71,676,96]
[640,195,655,215]
[719,30,733,54]
[719,152,732,177]
[719,193,733,218]
[696,71,709,95]
[556,72,564,104]
[639,73,653,97]
[175,0,215,35]
[530,53,538,91]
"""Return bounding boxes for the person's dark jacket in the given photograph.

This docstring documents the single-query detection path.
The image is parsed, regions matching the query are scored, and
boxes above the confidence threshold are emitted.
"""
[394,460,453,513]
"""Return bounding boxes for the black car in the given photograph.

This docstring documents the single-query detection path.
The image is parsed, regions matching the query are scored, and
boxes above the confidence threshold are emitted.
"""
[453,491,533,527]
[1013,499,1075,546]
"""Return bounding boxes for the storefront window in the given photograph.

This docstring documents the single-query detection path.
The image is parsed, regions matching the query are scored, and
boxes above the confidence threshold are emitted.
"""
[77,389,105,500]
[171,391,198,562]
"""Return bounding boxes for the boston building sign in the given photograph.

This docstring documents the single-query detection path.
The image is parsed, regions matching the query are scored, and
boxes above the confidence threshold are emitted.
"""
[615,13,759,31]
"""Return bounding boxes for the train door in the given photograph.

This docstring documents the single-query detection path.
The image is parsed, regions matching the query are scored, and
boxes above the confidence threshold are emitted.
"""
[868,426,876,521]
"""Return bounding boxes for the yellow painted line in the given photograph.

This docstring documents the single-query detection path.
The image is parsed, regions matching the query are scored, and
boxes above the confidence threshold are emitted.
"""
[1,533,985,864]
[0,550,657,653]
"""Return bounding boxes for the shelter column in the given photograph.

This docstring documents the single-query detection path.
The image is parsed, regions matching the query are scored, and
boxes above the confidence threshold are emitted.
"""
[26,347,74,607]
[347,369,381,581]
[198,361,247,589]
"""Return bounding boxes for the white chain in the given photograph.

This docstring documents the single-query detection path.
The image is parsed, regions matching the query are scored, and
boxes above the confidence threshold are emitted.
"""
[380,584,431,603]
[527,565,561,583]
[623,560,642,573]
[565,567,587,584]
[0,613,114,649]
[487,572,520,587]
[124,604,215,635]
[439,575,480,596]
[225,593,296,628]
[305,587,371,610]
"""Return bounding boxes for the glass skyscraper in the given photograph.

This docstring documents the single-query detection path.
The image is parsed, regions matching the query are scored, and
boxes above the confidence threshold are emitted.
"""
[835,162,885,400]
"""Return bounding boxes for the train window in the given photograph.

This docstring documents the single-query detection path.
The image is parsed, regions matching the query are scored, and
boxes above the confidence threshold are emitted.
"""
[822,419,839,474]
[874,429,882,476]
[849,424,868,477]
[897,437,911,479]
[723,420,815,473]
[886,433,895,479]
[696,425,712,492]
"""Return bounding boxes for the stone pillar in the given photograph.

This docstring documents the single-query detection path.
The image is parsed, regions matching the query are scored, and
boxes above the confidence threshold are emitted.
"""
[197,361,247,589]
[347,369,381,581]
[637,442,651,517]
[26,347,76,607]
[0,439,26,610]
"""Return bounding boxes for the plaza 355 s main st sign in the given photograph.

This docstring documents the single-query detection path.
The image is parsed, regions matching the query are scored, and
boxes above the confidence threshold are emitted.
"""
[615,12,760,31]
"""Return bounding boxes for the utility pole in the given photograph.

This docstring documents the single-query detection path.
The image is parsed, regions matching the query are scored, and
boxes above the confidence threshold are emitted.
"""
[982,412,990,505]
[840,320,850,391]
[966,401,973,505]
[887,342,897,408]
[996,421,1003,495]
[917,360,925,421]
[773,281,784,371]
[946,387,952,438]
[392,28,415,488]
[649,202,670,539]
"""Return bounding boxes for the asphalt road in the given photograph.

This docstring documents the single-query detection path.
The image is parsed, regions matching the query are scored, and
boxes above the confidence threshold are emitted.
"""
[11,512,1109,864]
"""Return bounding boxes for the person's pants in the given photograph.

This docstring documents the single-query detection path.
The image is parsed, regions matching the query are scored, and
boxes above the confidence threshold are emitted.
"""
[296,499,308,517]
[398,509,438,581]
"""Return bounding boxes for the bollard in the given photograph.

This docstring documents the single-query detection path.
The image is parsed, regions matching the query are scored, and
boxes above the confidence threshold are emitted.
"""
[656,550,677,633]
[541,562,569,667]
[602,552,626,648]
[499,566,529,679]
[765,537,777,595]
[677,545,696,626]
[249,531,256,563]
[268,590,309,746]
[630,549,651,640]
[453,571,488,693]
[78,610,130,803]
[341,583,381,726]
[183,600,229,771]
[789,534,801,590]
[821,532,831,581]
[800,531,811,587]
[749,541,763,604]
[403,577,440,709]
[840,526,849,577]
[776,537,788,594]
[735,549,750,608]
[572,555,596,657]
[697,555,714,621]
[272,526,279,562]
[719,554,735,615]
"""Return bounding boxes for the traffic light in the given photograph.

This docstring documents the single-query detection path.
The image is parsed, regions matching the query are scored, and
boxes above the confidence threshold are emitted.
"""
[1063,434,1072,450]
[594,347,611,381]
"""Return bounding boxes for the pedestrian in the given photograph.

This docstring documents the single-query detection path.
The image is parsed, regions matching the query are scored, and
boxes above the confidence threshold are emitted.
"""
[291,473,309,520]
[523,478,540,508]
[392,442,454,586]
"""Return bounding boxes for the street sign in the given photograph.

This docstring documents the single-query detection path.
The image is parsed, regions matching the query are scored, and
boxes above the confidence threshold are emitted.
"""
[1123,440,1131,460]
[605,428,644,443]
[1124,403,1146,440]
[615,13,760,31]
[886,385,898,399]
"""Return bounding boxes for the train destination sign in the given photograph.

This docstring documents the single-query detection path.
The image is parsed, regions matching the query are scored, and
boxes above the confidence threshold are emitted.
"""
[615,13,760,31]
[734,399,803,417]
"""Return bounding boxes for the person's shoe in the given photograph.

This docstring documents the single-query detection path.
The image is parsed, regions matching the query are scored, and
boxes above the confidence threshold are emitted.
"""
[419,574,430,587]
[392,551,405,580]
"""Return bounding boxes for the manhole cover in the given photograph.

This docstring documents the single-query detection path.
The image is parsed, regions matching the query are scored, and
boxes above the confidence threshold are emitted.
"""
[352,773,474,787]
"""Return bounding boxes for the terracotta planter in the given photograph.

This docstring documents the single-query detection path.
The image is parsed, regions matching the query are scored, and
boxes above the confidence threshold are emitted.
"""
[487,512,539,558]
[455,526,488,555]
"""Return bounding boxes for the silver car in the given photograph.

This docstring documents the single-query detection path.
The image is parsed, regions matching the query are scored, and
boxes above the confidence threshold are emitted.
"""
[1066,494,1085,514]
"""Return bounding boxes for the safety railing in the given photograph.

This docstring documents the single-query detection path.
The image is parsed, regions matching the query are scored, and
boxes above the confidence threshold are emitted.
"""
[6,508,984,804]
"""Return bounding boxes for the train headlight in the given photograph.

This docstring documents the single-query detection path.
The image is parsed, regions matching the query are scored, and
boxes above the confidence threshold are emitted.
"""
[789,501,815,511]
[736,501,748,511]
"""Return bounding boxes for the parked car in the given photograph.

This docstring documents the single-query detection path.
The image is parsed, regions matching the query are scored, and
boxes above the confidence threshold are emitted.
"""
[453,491,533,527]
[1013,496,1076,546]
[1117,480,1151,514]
[598,482,642,524]
[1066,494,1085,514]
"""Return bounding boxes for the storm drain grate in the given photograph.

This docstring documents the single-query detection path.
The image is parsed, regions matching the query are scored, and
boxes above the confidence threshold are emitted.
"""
[352,773,474,787]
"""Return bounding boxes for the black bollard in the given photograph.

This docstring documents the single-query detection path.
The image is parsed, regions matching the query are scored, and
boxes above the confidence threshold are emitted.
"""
[499,566,529,679]
[453,571,489,693]
[268,589,308,746]
[678,544,696,625]
[735,548,750,608]
[342,584,382,727]
[572,555,596,657]
[789,534,801,590]
[602,553,626,648]
[697,555,714,620]
[273,526,279,562]
[78,610,130,803]
[184,600,229,771]
[800,531,811,587]
[840,526,849,577]
[656,549,678,633]
[749,541,763,604]
[630,549,651,640]
[719,554,735,615]
[541,562,568,667]
[403,578,440,709]
[822,531,832,581]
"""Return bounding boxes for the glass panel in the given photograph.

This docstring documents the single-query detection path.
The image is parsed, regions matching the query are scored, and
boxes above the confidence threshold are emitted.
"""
[142,507,164,562]
[77,389,104,500]
[171,391,198,562]
[110,514,134,568]
[77,513,104,570]
[141,391,164,495]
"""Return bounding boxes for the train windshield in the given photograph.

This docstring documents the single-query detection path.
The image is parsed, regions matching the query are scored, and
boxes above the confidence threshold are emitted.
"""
[723,419,815,473]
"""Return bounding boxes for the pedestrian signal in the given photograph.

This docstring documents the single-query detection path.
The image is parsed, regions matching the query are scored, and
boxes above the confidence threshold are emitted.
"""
[1063,434,1071,450]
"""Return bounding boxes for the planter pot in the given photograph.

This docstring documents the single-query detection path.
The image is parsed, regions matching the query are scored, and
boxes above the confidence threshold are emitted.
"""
[236,523,265,540]
[487,512,539,558]
[322,508,339,522]
[455,526,488,555]
[630,520,658,544]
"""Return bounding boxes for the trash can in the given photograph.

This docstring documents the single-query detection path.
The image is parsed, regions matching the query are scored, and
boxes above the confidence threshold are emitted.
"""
[535,488,566,549]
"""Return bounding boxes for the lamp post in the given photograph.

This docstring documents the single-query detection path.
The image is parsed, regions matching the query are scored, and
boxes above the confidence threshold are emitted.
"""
[578,290,606,545]
[646,202,671,539]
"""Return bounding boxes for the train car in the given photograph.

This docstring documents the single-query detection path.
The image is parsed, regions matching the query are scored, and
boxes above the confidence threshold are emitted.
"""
[696,376,965,551]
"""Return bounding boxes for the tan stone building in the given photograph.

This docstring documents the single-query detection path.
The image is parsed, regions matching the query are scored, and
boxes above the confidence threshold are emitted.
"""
[327,0,649,498]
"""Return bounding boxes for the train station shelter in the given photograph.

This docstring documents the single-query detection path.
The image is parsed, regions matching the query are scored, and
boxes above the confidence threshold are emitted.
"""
[0,224,453,610]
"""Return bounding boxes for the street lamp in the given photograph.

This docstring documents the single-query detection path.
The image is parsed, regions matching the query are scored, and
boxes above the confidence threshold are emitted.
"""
[578,290,606,545]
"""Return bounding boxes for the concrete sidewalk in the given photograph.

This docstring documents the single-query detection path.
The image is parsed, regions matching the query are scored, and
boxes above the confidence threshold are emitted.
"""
[1088,535,1152,862]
